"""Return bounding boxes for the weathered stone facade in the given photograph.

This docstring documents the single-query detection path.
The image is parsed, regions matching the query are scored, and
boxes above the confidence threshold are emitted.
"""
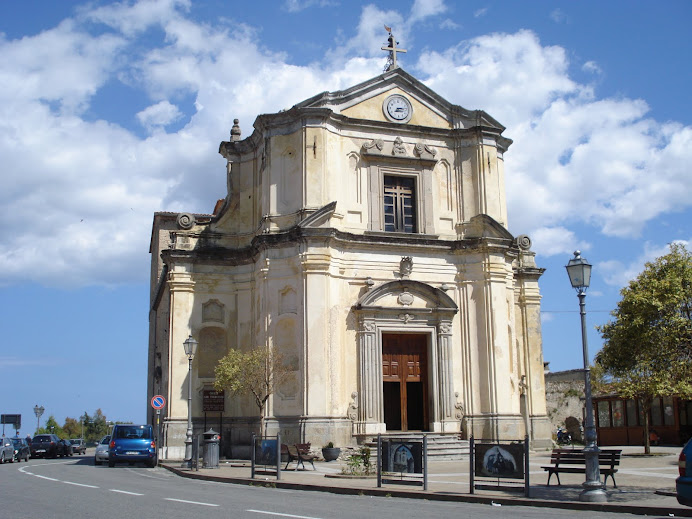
[545,368,586,442]
[148,68,552,459]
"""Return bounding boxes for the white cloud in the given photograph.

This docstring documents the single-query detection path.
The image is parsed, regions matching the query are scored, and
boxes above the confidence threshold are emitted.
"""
[83,0,191,37]
[1,2,691,290]
[550,9,567,23]
[599,239,692,287]
[0,20,125,114]
[416,30,692,246]
[418,30,581,126]
[582,60,602,75]
[283,0,335,12]
[137,100,183,131]
[474,8,488,18]
[410,0,447,23]
[529,227,590,257]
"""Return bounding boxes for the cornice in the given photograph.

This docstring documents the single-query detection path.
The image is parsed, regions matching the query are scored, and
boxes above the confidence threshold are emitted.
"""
[160,226,520,268]
[219,107,512,160]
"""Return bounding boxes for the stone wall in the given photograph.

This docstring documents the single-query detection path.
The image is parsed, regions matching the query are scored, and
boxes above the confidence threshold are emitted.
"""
[544,369,585,442]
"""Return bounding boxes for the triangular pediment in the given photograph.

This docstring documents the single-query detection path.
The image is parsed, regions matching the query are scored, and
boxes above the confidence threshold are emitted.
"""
[459,214,514,241]
[295,68,505,132]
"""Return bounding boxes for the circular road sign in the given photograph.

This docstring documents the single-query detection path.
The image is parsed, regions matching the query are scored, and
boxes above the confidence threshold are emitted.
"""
[151,395,166,410]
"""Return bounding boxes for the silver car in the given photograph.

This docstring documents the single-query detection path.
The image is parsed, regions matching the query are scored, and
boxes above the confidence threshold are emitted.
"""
[0,436,14,463]
[94,435,110,465]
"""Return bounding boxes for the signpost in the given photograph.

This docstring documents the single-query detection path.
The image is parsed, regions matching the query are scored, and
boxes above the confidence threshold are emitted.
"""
[203,390,224,439]
[151,396,166,462]
[203,390,224,412]
[1,414,21,436]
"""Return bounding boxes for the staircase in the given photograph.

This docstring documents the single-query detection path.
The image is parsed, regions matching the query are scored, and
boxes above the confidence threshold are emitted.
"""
[363,432,469,461]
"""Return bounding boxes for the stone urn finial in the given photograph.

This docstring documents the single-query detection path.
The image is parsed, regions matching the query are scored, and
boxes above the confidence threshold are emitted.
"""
[231,119,241,141]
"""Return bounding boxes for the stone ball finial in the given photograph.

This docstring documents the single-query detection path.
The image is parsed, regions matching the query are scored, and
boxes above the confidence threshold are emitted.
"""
[231,119,241,141]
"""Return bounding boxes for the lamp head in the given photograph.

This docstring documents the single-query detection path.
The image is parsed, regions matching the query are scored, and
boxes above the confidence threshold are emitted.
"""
[183,335,198,359]
[565,250,592,291]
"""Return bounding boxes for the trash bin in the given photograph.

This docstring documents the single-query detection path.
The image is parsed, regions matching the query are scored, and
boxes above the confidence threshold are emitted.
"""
[203,429,220,469]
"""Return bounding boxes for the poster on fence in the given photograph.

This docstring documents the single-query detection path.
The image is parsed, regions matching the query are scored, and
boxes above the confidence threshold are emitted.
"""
[381,440,423,474]
[474,443,524,479]
[254,438,278,466]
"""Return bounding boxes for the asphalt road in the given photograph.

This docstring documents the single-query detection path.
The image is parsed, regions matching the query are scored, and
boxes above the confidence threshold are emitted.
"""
[0,453,656,518]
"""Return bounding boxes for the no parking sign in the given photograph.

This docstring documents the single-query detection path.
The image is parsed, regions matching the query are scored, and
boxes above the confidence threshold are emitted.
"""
[151,395,166,410]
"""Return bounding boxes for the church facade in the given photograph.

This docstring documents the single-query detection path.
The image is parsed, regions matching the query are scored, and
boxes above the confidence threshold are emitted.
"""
[148,66,551,459]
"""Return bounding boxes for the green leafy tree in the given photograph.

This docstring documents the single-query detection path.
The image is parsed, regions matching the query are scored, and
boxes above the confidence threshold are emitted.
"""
[62,417,80,438]
[596,243,692,453]
[87,409,111,442]
[60,410,114,443]
[214,346,293,437]
[39,415,65,438]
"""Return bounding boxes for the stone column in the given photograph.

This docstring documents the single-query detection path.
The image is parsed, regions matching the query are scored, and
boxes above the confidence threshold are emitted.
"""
[356,318,383,435]
[436,320,456,431]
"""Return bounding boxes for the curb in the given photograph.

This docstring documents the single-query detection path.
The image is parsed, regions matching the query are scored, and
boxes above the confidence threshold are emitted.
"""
[161,464,692,517]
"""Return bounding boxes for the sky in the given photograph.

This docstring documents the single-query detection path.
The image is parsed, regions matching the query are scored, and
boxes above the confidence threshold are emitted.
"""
[1,0,691,432]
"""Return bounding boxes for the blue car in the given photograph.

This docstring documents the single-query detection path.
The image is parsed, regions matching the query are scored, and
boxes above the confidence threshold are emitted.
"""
[108,424,156,468]
[678,438,692,506]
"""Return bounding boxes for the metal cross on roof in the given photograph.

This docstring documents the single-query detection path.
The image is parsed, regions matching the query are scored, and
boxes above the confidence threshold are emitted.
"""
[382,25,406,71]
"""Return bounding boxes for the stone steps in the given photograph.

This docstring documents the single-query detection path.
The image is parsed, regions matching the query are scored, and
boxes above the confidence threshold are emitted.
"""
[362,433,469,461]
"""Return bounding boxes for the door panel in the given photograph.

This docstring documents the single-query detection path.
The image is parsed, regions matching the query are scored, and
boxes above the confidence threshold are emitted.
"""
[406,382,425,431]
[382,334,428,431]
[383,382,402,430]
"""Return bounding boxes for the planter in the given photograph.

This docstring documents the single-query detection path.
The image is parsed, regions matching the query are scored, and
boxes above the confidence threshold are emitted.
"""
[322,447,341,461]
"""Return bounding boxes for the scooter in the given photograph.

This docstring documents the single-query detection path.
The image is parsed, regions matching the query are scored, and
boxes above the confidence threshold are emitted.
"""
[557,427,572,445]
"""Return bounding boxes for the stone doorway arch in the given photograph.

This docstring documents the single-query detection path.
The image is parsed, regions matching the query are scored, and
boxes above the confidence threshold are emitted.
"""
[352,279,458,437]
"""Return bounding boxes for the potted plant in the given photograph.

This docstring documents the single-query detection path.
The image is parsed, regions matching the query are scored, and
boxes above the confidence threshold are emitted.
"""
[322,441,341,461]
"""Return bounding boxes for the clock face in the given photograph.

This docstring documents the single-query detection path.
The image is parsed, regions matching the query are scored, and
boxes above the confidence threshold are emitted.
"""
[384,95,412,122]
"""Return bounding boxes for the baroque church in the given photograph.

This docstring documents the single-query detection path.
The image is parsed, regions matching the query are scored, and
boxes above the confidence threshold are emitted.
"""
[148,34,551,459]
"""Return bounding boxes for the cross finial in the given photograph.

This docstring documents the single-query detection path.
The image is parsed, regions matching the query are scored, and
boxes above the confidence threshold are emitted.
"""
[382,25,406,71]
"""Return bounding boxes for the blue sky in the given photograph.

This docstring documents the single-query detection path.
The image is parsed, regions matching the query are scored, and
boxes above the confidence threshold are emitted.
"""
[1,0,691,431]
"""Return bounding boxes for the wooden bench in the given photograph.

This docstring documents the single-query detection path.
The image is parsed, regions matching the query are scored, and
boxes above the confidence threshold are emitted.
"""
[282,443,318,470]
[542,448,622,487]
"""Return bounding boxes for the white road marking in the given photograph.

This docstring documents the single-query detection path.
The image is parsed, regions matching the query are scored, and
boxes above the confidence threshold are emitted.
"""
[64,481,99,488]
[110,489,145,496]
[35,475,59,481]
[247,510,325,519]
[164,498,219,507]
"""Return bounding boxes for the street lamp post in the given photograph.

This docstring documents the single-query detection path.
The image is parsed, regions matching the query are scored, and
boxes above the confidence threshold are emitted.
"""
[182,335,198,468]
[81,416,89,440]
[565,251,607,503]
[33,405,44,434]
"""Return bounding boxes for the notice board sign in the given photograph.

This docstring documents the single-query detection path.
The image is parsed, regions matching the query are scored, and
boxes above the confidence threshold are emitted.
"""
[381,440,423,474]
[474,442,525,479]
[203,390,225,412]
[1,414,21,427]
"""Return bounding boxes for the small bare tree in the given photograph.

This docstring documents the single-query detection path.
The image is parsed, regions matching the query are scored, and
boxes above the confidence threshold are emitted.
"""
[214,346,293,438]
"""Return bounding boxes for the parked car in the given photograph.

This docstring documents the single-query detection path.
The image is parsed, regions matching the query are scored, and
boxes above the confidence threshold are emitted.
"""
[70,438,86,455]
[11,437,30,462]
[31,434,62,458]
[108,424,156,467]
[0,437,14,463]
[94,435,111,465]
[59,439,73,457]
[677,438,692,506]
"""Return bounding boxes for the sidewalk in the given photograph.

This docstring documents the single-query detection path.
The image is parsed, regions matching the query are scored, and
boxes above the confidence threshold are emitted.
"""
[162,445,691,517]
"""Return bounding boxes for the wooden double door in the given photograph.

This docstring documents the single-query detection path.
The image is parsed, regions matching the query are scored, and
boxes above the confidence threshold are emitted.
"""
[382,334,428,431]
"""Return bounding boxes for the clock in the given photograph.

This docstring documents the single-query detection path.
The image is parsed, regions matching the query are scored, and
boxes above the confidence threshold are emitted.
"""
[383,94,412,123]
